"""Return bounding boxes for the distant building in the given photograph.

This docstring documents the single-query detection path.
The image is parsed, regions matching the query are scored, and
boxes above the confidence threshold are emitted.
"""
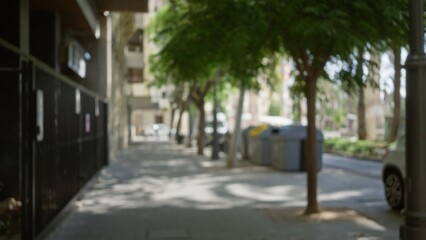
[127,0,173,140]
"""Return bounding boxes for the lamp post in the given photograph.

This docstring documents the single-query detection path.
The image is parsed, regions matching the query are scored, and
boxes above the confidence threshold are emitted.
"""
[211,75,219,160]
[401,0,426,239]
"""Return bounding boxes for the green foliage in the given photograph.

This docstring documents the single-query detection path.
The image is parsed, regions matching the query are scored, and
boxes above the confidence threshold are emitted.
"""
[315,78,352,130]
[149,0,408,97]
[148,2,215,87]
[268,99,281,116]
[332,109,345,128]
[148,0,279,89]
[329,0,407,94]
[324,138,388,158]
[332,47,384,95]
[289,77,305,123]
[379,0,409,49]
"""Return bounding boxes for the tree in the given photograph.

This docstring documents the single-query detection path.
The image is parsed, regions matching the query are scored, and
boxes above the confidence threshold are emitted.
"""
[378,0,408,142]
[175,91,190,144]
[389,47,402,142]
[168,86,185,139]
[356,48,368,140]
[335,0,408,142]
[189,81,214,155]
[335,47,383,140]
[316,79,348,130]
[258,0,402,214]
[151,0,408,215]
[263,0,407,214]
[290,79,305,123]
[149,0,278,158]
[148,2,218,155]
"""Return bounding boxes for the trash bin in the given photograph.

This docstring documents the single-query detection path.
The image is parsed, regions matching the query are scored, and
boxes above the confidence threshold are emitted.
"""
[176,134,185,144]
[241,126,255,160]
[269,124,323,171]
[248,124,276,165]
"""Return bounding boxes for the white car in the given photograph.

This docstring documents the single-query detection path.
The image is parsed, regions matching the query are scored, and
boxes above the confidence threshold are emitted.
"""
[382,134,405,210]
[143,123,171,137]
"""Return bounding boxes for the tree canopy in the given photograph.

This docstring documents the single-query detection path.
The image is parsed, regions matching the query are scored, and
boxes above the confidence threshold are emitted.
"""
[149,0,408,214]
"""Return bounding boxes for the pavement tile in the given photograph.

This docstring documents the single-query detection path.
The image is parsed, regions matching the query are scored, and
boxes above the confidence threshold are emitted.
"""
[44,141,402,240]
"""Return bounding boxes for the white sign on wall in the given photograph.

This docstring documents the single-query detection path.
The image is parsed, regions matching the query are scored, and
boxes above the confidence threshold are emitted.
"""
[85,113,91,133]
[36,90,44,142]
[95,98,100,117]
[75,89,81,114]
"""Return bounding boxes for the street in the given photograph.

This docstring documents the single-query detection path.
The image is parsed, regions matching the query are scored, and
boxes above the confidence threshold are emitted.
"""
[323,153,382,179]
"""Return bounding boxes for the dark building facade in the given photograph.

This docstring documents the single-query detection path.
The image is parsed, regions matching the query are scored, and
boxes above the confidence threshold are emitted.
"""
[0,1,147,239]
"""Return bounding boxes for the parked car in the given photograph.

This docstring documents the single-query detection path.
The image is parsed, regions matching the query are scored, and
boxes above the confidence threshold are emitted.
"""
[205,120,229,137]
[382,134,405,210]
[204,112,230,152]
[143,123,172,137]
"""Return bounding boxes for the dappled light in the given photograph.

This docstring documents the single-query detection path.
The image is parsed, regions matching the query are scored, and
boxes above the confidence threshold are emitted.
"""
[318,190,364,202]
[47,142,402,240]
[260,207,387,232]
[80,166,384,214]
[79,150,385,213]
[225,184,299,202]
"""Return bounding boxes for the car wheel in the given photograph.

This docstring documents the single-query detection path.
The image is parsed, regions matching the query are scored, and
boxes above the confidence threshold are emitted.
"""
[384,169,404,210]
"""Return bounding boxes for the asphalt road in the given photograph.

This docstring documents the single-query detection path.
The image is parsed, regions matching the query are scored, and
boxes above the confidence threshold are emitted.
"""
[323,153,383,179]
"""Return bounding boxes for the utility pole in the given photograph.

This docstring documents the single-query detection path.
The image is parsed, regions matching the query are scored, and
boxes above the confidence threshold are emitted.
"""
[211,75,219,160]
[401,0,426,239]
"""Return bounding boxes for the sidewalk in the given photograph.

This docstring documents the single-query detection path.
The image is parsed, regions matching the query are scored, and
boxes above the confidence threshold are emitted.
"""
[45,141,402,240]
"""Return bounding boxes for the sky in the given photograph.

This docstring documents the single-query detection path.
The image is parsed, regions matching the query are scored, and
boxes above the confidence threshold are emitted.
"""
[380,48,408,98]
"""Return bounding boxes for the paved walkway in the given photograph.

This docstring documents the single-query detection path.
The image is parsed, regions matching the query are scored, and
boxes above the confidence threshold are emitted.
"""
[46,141,402,240]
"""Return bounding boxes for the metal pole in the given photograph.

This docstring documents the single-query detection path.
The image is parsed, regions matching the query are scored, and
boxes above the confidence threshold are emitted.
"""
[211,75,219,160]
[127,104,132,144]
[401,0,426,239]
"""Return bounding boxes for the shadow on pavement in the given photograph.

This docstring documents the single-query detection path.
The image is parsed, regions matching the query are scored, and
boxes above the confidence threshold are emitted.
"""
[47,142,402,240]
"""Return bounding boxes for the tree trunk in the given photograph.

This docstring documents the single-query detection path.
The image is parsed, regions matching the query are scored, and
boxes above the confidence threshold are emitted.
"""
[390,46,401,142]
[188,81,213,155]
[175,105,185,143]
[296,97,302,123]
[357,87,367,140]
[169,107,176,138]
[356,49,367,140]
[186,102,194,148]
[290,92,303,123]
[196,100,206,155]
[305,76,320,214]
[227,83,245,168]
